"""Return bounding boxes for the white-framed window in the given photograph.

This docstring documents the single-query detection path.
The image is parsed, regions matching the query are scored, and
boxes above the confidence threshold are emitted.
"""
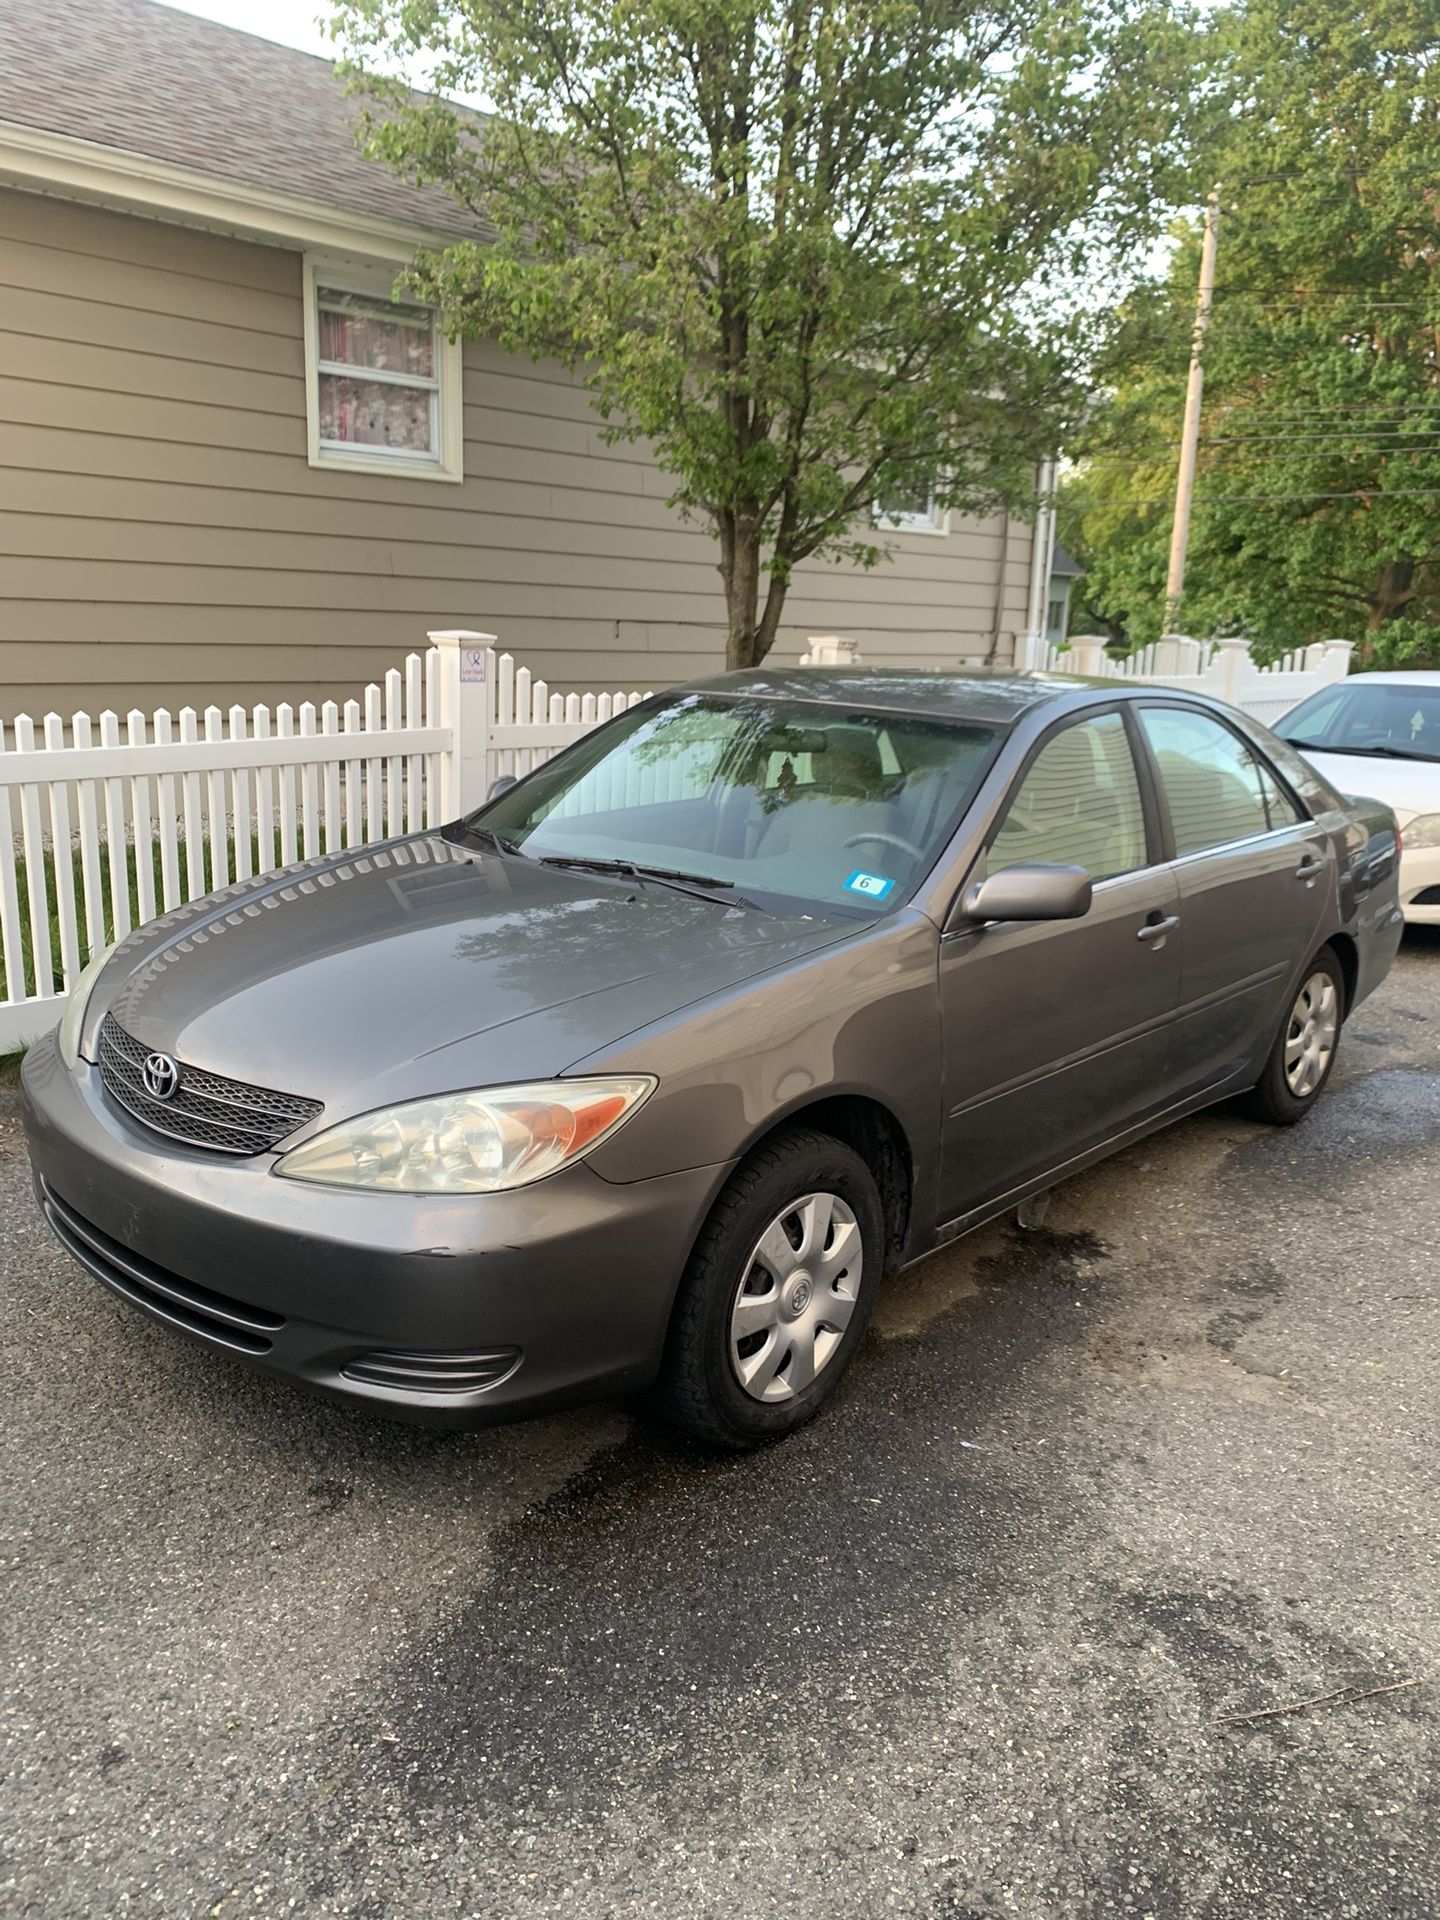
[874,478,948,536]
[302,256,463,483]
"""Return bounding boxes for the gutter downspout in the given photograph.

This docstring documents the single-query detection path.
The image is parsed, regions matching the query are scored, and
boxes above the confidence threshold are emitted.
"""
[1022,458,1058,670]
[984,511,1012,667]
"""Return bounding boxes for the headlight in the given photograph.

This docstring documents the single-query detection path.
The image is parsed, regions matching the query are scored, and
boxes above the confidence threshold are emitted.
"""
[1400,812,1440,850]
[272,1076,657,1193]
[57,941,117,1070]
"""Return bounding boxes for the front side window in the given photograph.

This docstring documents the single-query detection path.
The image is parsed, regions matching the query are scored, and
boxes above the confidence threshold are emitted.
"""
[1277,681,1440,763]
[305,260,462,481]
[989,712,1148,884]
[1140,706,1301,856]
[466,694,1000,919]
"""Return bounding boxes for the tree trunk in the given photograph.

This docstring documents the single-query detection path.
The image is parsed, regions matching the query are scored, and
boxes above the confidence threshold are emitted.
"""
[720,518,793,670]
[1357,560,1416,665]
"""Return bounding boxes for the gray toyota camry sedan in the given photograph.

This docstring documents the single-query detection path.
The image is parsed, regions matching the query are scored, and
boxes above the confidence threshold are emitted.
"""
[22,671,1402,1447]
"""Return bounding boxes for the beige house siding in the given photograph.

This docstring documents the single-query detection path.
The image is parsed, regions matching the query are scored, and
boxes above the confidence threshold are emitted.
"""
[0,188,1035,718]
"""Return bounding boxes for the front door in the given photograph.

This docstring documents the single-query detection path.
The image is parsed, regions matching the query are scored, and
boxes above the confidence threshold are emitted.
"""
[938,710,1183,1224]
[1133,703,1331,1095]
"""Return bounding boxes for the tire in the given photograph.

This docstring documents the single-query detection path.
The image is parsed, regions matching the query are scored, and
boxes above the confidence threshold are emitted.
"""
[1240,944,1345,1126]
[647,1124,884,1449]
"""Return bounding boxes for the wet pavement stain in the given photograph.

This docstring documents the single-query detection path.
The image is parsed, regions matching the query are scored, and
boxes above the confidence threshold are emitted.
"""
[320,1264,1090,1831]
[1223,1066,1440,1190]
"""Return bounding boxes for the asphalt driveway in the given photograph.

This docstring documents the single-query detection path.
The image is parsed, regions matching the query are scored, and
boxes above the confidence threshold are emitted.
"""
[3,934,1438,1918]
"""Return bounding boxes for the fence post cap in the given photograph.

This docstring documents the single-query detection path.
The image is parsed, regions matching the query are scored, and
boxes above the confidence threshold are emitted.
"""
[1323,638,1356,657]
[1214,634,1250,652]
[427,629,498,646]
[799,635,861,665]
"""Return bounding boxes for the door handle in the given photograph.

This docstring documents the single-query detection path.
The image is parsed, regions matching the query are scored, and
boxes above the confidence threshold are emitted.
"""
[1136,914,1180,944]
[1295,853,1325,882]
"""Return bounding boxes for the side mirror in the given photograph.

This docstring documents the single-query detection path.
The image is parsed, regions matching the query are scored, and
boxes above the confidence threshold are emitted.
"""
[958,863,1093,925]
[487,774,518,801]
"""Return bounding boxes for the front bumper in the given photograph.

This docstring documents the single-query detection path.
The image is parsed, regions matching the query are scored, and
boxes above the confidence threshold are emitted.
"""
[1399,843,1440,925]
[21,1035,730,1427]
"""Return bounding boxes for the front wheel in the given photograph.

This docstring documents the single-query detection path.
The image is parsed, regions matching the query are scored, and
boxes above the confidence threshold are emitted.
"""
[1241,946,1345,1125]
[647,1125,884,1449]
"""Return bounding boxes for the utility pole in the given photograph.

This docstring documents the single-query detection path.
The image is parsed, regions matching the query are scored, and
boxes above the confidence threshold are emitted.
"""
[1163,186,1221,633]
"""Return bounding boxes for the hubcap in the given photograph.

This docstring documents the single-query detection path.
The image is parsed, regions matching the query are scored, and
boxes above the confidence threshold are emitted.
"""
[729,1192,863,1404]
[1284,970,1338,1097]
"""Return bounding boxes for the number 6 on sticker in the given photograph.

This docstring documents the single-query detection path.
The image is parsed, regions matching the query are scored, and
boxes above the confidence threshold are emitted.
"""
[844,870,896,900]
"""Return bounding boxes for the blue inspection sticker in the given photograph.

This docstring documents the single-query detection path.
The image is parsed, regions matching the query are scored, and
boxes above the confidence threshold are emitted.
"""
[844,870,896,901]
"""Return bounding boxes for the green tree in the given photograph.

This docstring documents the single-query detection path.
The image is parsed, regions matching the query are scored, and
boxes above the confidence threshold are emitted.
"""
[332,0,1199,668]
[1062,0,1440,666]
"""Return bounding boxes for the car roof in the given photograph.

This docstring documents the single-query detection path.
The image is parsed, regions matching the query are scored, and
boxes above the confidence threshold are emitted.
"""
[675,667,1117,727]
[1320,670,1440,686]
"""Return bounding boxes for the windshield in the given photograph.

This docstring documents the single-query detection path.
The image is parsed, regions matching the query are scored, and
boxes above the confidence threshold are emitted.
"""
[1277,680,1440,762]
[460,692,1001,919]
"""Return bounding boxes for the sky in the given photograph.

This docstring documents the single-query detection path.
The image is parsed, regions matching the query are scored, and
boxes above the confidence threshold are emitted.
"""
[151,0,489,105]
[154,0,337,60]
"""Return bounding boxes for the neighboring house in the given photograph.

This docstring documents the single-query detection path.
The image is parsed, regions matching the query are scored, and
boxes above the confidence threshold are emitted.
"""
[0,0,1045,719]
[1046,541,1084,648]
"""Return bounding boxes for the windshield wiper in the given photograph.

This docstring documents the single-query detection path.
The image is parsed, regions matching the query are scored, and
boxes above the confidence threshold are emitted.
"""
[539,853,768,912]
[455,825,527,857]
[1287,739,1440,762]
[637,866,774,912]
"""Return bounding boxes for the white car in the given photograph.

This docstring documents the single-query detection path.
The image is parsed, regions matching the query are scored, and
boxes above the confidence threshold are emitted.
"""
[1276,670,1440,925]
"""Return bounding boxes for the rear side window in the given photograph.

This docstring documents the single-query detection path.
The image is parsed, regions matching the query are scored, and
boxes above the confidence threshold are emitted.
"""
[1251,754,1306,829]
[990,712,1148,883]
[1139,706,1303,856]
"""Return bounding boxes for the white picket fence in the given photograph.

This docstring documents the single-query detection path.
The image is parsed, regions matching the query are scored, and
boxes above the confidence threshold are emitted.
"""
[1020,633,1354,728]
[0,622,1354,1050]
[0,630,649,1048]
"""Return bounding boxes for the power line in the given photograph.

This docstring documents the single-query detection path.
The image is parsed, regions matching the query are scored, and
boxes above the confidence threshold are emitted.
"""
[1074,433,1440,460]
[1206,427,1440,445]
[1200,401,1440,416]
[1162,288,1440,307]
[1222,165,1440,186]
[1061,485,1440,507]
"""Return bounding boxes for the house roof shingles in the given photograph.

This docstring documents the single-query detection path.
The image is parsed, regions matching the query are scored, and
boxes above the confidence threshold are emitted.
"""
[0,0,484,241]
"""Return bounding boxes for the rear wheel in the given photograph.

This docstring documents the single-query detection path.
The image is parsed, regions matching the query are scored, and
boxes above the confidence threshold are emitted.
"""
[1242,946,1344,1125]
[648,1125,883,1449]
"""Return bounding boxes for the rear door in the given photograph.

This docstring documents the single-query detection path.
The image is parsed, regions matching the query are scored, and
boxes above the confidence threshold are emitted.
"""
[937,708,1182,1223]
[1133,702,1332,1096]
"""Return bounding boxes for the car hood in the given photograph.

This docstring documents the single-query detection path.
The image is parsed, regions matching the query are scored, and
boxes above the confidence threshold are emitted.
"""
[1294,747,1440,822]
[94,836,852,1116]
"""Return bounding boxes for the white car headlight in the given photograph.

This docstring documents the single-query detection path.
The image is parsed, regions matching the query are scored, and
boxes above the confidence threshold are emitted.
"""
[1401,812,1440,850]
[58,941,118,1070]
[273,1077,657,1193]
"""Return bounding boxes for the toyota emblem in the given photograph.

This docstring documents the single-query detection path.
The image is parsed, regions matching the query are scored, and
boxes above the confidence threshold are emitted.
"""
[141,1052,181,1101]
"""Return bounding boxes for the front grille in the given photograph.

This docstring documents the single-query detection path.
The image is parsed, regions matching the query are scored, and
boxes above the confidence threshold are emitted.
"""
[41,1181,285,1355]
[341,1347,522,1395]
[98,1015,323,1156]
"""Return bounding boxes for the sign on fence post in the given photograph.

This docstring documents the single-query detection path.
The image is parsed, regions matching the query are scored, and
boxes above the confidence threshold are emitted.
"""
[428,629,496,818]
